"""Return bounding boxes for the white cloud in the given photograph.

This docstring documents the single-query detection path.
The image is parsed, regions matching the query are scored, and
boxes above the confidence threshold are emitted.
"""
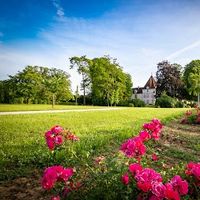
[52,0,65,18]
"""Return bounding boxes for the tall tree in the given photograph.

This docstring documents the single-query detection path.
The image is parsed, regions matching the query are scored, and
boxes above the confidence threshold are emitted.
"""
[89,56,132,106]
[183,60,200,105]
[69,56,91,105]
[156,61,183,98]
[43,68,73,108]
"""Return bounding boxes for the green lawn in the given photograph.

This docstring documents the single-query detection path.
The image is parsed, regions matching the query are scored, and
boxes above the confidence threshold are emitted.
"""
[2,107,200,199]
[0,104,103,112]
[0,108,187,181]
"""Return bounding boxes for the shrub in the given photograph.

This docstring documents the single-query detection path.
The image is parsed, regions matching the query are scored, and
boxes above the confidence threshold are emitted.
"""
[131,99,146,107]
[155,93,176,108]
[181,105,200,124]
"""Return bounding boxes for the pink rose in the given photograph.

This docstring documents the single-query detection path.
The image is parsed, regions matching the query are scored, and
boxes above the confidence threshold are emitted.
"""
[50,196,60,200]
[51,125,63,135]
[41,167,58,190]
[46,137,55,150]
[165,183,180,200]
[152,153,158,161]
[152,182,166,198]
[129,163,142,176]
[54,135,63,145]
[121,173,129,185]
[137,181,152,192]
[45,131,53,138]
[60,168,73,181]
[139,130,151,142]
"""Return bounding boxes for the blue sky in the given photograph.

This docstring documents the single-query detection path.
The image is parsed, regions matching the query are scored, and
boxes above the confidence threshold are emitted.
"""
[0,0,200,92]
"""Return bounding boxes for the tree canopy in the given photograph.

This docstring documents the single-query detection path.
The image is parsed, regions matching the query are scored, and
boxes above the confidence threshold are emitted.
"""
[156,61,183,98]
[0,66,73,105]
[69,55,133,106]
[183,60,200,105]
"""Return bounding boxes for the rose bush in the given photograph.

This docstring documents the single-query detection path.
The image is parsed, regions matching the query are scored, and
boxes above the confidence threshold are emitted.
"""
[41,120,199,199]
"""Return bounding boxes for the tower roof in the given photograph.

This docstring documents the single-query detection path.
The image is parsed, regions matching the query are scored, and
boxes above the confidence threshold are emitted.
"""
[144,75,156,89]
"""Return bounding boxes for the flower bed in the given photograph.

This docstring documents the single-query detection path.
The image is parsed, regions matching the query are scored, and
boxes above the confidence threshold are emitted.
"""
[41,120,200,200]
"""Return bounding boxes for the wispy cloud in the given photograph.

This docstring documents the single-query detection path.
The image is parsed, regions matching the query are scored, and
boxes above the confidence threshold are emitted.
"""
[0,32,3,37]
[166,40,200,60]
[52,0,65,18]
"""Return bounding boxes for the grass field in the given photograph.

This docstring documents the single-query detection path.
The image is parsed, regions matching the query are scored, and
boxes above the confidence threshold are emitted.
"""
[0,104,103,112]
[0,107,199,199]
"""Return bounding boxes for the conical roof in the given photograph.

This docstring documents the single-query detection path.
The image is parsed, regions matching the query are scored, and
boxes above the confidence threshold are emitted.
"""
[144,75,156,89]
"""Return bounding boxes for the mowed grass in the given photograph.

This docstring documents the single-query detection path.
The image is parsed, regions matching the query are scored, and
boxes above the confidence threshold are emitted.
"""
[0,104,103,112]
[0,107,187,182]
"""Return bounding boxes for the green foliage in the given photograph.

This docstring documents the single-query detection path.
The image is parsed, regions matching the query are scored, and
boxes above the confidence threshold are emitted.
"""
[0,66,73,105]
[130,98,146,107]
[183,60,200,105]
[89,56,132,106]
[69,55,133,106]
[156,61,183,98]
[155,92,177,108]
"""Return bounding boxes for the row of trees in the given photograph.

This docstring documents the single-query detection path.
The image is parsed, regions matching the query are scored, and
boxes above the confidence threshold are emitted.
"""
[155,60,200,105]
[0,55,133,106]
[0,66,73,107]
[70,55,132,106]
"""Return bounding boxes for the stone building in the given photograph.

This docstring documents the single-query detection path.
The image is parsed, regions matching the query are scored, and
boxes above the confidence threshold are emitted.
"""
[132,75,157,105]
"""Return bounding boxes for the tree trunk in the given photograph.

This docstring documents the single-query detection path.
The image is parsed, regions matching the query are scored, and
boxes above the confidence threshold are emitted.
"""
[52,93,55,108]
[75,96,78,105]
[107,93,109,107]
[198,93,200,106]
[83,87,86,105]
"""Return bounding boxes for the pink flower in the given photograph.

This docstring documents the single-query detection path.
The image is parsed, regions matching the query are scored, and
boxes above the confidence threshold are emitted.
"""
[137,181,152,192]
[50,196,60,200]
[45,131,53,138]
[46,137,55,150]
[66,133,80,141]
[120,136,146,158]
[165,183,180,200]
[41,167,58,190]
[41,165,74,191]
[139,130,151,142]
[152,153,158,161]
[170,175,188,196]
[135,168,162,183]
[152,182,166,198]
[143,119,163,140]
[193,167,200,180]
[60,168,73,181]
[135,168,162,193]
[188,163,200,180]
[51,125,63,135]
[149,195,163,200]
[54,135,63,145]
[129,163,143,176]
[121,173,129,185]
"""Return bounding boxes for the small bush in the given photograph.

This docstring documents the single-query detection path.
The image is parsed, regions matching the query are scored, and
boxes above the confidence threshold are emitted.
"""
[155,93,176,108]
[131,99,145,107]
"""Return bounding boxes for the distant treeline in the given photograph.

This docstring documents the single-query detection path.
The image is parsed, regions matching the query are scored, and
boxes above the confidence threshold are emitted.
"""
[0,55,133,106]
